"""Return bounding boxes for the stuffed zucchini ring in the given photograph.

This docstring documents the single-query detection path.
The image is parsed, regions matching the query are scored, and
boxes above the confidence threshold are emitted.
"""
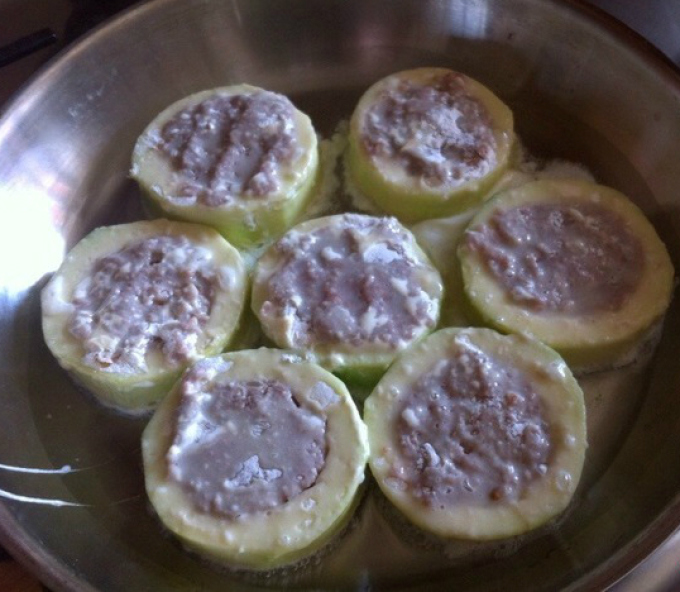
[142,349,369,569]
[251,213,444,386]
[131,85,320,248]
[346,68,514,223]
[458,179,675,371]
[365,327,587,541]
[41,219,247,413]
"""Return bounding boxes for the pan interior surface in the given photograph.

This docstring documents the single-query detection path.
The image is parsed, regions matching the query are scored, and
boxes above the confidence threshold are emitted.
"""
[1,0,680,590]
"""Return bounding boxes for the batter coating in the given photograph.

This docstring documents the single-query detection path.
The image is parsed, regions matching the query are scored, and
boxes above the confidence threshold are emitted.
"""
[156,92,299,206]
[361,71,497,189]
[168,376,326,518]
[464,203,644,315]
[396,343,551,507]
[68,235,219,374]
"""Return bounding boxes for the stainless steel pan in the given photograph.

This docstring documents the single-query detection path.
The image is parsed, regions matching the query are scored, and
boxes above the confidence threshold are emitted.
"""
[1,0,680,589]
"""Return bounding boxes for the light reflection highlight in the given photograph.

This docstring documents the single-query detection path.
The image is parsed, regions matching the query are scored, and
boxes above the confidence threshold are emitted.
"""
[0,186,66,294]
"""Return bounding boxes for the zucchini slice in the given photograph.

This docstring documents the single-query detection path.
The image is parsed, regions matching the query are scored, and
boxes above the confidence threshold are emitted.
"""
[142,349,369,569]
[365,327,587,540]
[458,179,674,371]
[41,219,247,413]
[131,85,319,248]
[251,213,444,387]
[346,68,515,223]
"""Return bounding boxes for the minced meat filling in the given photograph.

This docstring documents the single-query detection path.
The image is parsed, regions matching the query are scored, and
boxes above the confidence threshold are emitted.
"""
[157,91,299,206]
[395,335,551,507]
[168,373,326,518]
[68,235,217,373]
[259,214,440,348]
[464,202,645,314]
[361,72,497,187]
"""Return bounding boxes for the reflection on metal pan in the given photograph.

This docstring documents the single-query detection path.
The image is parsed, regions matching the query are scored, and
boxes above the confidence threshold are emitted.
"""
[1,0,680,590]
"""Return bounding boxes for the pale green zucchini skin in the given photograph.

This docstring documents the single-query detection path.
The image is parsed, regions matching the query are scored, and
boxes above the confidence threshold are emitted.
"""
[458,179,675,372]
[346,68,515,223]
[41,219,248,414]
[131,85,320,249]
[142,348,369,569]
[365,327,587,541]
[251,214,444,393]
